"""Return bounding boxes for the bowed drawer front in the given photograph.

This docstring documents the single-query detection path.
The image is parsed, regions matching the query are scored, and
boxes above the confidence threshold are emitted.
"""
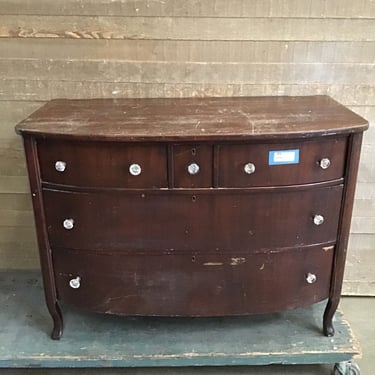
[53,246,334,316]
[43,186,343,252]
[218,137,347,187]
[15,96,368,339]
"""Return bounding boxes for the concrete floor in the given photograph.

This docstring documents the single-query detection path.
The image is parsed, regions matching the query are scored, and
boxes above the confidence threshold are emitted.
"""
[2,297,374,375]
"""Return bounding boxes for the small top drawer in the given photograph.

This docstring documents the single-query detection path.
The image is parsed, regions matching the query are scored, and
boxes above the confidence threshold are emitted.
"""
[218,137,347,187]
[173,144,213,188]
[38,140,168,188]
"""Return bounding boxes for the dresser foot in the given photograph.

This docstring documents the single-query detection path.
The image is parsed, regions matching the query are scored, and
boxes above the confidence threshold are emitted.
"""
[50,302,63,340]
[323,299,338,337]
[324,322,335,337]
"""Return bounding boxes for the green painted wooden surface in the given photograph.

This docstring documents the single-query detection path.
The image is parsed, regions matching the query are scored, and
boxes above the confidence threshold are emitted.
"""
[0,271,360,368]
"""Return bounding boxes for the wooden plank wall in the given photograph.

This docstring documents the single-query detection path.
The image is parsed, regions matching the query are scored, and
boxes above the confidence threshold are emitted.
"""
[0,0,374,294]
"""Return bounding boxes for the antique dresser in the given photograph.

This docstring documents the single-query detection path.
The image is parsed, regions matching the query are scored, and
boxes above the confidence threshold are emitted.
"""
[16,96,368,339]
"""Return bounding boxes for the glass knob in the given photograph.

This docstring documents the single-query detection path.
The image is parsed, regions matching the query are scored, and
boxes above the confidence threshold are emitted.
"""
[55,161,66,172]
[313,214,324,226]
[306,273,317,284]
[63,218,74,230]
[69,276,81,289]
[129,163,141,176]
[188,163,200,175]
[244,162,256,175]
[320,158,331,170]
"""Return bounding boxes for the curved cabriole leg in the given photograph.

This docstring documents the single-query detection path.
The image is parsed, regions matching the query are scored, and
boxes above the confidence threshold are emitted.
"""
[50,301,64,340]
[323,298,339,337]
[22,138,64,340]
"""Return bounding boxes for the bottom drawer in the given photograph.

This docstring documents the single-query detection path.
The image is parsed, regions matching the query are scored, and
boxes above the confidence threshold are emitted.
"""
[53,245,334,316]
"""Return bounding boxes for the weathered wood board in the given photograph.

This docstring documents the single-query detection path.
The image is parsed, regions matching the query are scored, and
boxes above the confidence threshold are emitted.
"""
[1,39,375,63]
[0,271,360,368]
[1,82,374,104]
[1,60,374,85]
[0,0,374,18]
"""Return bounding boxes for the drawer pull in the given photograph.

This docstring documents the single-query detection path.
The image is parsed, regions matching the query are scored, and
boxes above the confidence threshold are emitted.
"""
[244,162,256,175]
[55,161,66,172]
[319,158,331,170]
[69,276,81,289]
[313,214,324,226]
[187,163,200,175]
[306,273,317,284]
[63,218,74,230]
[129,163,142,176]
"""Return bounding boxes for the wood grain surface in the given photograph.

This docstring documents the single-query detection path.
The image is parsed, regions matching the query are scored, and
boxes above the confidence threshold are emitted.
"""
[0,0,374,17]
[15,96,368,140]
[1,16,374,41]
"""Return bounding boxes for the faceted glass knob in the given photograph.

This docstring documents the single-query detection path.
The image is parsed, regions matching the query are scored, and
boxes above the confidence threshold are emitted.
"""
[63,218,74,230]
[306,273,317,284]
[69,276,81,289]
[55,161,66,172]
[320,158,331,170]
[129,163,141,176]
[313,214,324,226]
[188,163,200,175]
[244,162,256,175]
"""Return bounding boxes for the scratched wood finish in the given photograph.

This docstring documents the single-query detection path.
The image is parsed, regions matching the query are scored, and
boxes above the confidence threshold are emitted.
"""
[0,271,361,368]
[15,96,368,338]
[15,96,367,141]
[1,1,374,302]
[53,246,334,316]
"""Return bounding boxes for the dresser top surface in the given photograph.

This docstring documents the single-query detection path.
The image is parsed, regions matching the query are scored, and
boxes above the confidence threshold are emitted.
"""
[16,95,368,141]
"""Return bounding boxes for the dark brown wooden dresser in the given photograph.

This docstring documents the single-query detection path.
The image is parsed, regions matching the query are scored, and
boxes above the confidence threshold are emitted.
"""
[15,96,368,340]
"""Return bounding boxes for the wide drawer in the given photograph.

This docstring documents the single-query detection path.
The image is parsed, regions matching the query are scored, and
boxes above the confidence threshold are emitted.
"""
[38,140,168,188]
[53,245,333,316]
[218,137,347,187]
[44,185,343,252]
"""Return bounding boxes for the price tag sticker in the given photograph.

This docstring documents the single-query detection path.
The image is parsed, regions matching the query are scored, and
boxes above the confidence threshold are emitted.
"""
[269,149,299,165]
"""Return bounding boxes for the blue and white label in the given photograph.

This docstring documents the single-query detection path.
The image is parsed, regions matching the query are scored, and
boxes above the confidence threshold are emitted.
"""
[269,149,300,165]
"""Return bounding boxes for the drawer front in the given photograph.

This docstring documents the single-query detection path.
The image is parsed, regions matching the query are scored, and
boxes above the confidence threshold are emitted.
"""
[218,137,347,187]
[44,185,343,252]
[38,140,168,188]
[53,245,333,316]
[173,144,212,188]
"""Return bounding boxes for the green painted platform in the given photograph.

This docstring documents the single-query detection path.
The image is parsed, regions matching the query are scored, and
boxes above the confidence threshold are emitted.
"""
[0,271,360,368]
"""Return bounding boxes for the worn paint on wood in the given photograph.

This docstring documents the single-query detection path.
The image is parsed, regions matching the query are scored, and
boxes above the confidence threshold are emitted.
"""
[0,271,361,367]
[1,81,374,106]
[343,248,375,296]
[1,16,374,41]
[0,0,374,17]
[2,39,375,64]
[1,60,374,85]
